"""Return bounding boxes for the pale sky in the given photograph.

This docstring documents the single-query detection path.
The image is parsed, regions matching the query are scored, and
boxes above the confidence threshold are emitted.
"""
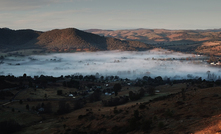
[0,0,221,31]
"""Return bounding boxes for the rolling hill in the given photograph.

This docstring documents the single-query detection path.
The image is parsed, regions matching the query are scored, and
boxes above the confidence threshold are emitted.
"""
[0,28,153,53]
[85,28,221,55]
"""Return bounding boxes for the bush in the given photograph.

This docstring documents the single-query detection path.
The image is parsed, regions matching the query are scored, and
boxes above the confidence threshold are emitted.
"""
[89,91,101,102]
[129,91,141,101]
[57,90,63,95]
[164,109,174,117]
[141,119,152,131]
[134,110,139,119]
[158,122,165,129]
[139,104,146,109]
[78,115,84,120]
[113,107,119,114]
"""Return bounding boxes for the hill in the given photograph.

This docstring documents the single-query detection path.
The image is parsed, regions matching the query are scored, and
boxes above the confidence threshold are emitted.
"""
[0,28,152,54]
[0,28,41,51]
[85,28,221,56]
[1,75,221,134]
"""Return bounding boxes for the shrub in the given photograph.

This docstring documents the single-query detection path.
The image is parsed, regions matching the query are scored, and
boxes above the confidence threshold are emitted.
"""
[164,109,174,117]
[158,122,165,129]
[134,110,139,119]
[78,115,84,120]
[113,107,118,114]
[141,119,152,131]
[57,90,62,95]
[139,104,146,109]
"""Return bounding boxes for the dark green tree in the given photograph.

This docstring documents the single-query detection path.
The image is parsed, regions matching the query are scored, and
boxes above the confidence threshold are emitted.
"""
[19,100,23,104]
[134,110,139,119]
[57,90,63,95]
[113,83,121,97]
[26,104,29,110]
[44,102,52,113]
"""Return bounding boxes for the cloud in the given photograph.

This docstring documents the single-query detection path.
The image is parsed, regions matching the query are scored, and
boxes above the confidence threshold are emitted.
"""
[0,0,51,11]
[0,0,94,11]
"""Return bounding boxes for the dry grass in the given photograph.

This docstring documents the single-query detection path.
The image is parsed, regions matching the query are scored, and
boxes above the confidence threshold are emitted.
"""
[3,82,221,134]
[14,86,78,100]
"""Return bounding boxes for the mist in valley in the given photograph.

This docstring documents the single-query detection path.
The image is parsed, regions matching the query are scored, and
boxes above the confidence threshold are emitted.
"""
[0,49,220,80]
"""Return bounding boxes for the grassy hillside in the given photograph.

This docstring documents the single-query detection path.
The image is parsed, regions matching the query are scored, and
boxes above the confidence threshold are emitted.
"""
[0,28,152,54]
[1,75,221,134]
[86,29,221,56]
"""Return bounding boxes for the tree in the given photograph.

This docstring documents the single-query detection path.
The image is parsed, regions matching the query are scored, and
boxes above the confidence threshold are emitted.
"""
[139,88,145,97]
[28,81,33,87]
[63,81,67,87]
[57,90,63,95]
[134,110,139,119]
[181,88,186,101]
[115,90,118,96]
[79,75,83,80]
[113,83,122,93]
[44,102,52,113]
[89,91,101,102]
[44,94,47,99]
[114,75,119,80]
[19,100,23,104]
[129,91,135,100]
[41,102,45,108]
[26,104,29,110]
[57,101,71,114]
[23,73,27,78]
[147,86,155,96]
[155,76,163,85]
[74,100,84,110]
[63,124,66,129]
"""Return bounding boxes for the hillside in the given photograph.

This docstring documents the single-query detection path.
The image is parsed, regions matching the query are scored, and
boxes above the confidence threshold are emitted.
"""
[1,75,221,134]
[85,29,221,56]
[0,28,152,53]
[0,28,42,51]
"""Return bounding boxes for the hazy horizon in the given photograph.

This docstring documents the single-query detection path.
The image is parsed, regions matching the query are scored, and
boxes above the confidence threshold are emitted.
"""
[2,27,221,33]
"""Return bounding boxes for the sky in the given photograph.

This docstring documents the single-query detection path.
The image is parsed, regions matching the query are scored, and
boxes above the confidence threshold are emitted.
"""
[0,0,221,31]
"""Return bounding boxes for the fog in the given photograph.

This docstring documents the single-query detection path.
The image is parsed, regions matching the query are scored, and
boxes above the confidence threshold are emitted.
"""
[1,49,221,80]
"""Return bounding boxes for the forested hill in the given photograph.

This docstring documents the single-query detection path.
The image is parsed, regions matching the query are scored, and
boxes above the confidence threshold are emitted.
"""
[0,28,153,53]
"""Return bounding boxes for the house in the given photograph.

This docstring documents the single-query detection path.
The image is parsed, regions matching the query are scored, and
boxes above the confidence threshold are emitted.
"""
[69,94,74,97]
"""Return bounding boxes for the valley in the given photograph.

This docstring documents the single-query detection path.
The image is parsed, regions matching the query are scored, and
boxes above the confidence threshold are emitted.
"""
[1,27,221,134]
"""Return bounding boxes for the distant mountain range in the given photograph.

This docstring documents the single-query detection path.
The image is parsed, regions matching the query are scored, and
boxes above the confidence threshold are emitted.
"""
[0,28,152,53]
[85,28,221,44]
[85,28,221,56]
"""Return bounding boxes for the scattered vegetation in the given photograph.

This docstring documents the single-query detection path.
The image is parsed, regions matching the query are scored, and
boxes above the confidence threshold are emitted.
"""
[0,73,221,134]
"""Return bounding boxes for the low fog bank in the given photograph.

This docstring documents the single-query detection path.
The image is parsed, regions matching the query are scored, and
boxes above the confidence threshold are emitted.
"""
[0,50,220,80]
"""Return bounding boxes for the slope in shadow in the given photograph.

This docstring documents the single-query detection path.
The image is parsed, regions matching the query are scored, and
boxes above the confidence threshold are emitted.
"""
[0,28,41,51]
